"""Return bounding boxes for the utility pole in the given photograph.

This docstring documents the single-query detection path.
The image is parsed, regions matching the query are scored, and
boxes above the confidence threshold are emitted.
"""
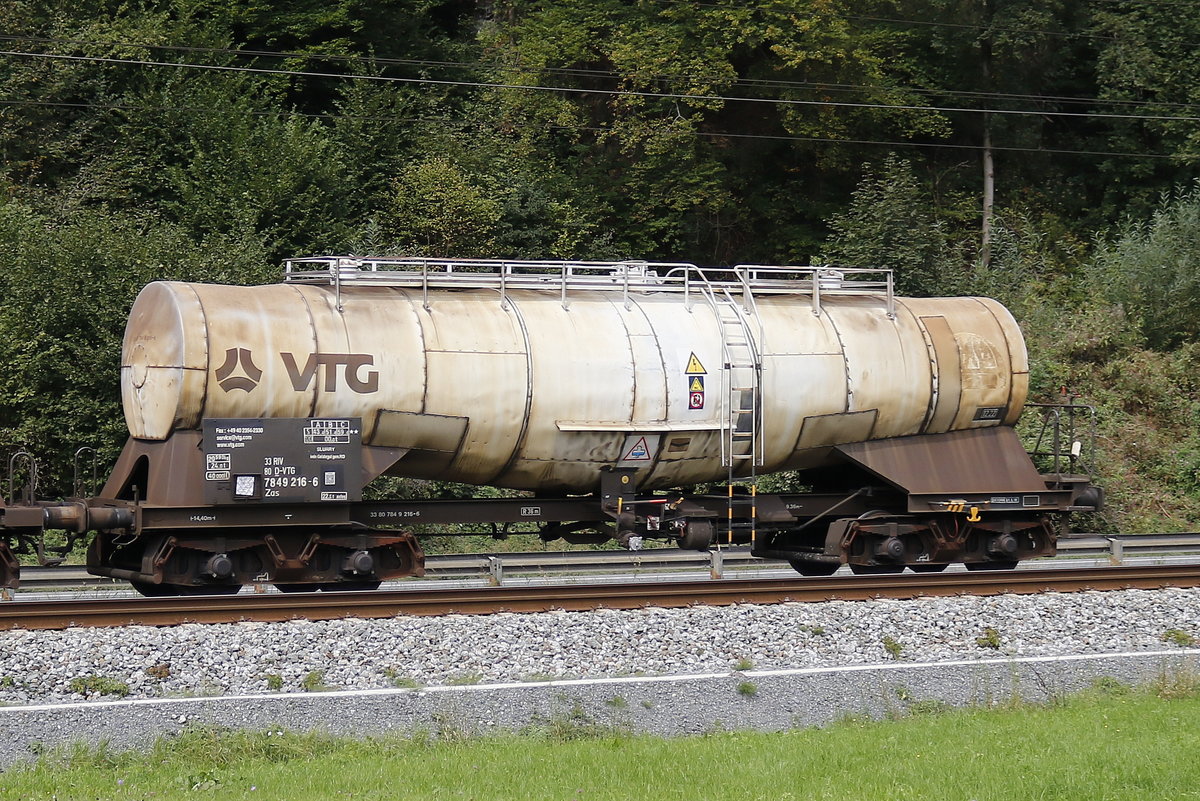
[982,113,994,268]
[980,0,994,270]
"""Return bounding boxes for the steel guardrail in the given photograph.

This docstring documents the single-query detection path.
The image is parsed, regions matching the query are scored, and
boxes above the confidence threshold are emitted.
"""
[12,532,1200,591]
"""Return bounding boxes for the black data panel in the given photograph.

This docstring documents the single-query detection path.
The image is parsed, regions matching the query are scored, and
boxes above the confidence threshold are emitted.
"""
[202,418,363,505]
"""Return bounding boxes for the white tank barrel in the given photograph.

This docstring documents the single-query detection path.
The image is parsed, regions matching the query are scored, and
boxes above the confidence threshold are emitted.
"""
[121,259,1028,492]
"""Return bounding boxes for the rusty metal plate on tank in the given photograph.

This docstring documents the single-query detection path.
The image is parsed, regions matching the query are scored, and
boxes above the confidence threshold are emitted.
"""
[201,418,363,505]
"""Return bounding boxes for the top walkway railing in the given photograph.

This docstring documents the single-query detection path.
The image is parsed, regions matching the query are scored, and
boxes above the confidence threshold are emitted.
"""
[282,256,895,318]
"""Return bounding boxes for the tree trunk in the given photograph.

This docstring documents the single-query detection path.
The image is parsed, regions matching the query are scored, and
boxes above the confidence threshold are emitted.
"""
[982,113,994,269]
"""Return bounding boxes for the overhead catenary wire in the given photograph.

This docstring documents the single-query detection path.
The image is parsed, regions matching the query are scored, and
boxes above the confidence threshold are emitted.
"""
[4,32,1200,114]
[4,48,1200,124]
[0,98,1182,160]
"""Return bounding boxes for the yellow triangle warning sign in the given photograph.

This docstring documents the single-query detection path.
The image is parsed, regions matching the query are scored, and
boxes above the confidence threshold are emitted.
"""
[685,352,706,374]
[690,376,705,392]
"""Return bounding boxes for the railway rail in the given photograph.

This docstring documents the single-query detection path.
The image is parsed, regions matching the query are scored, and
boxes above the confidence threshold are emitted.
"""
[12,532,1200,591]
[3,562,1199,631]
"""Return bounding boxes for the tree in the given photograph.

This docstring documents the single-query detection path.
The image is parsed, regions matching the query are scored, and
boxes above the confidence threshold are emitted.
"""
[0,201,270,495]
[1089,183,1200,351]
[820,155,955,295]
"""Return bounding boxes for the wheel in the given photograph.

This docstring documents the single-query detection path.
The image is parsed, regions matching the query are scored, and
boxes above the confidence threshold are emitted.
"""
[678,520,715,551]
[909,564,949,573]
[965,561,1019,571]
[787,558,840,576]
[849,564,904,575]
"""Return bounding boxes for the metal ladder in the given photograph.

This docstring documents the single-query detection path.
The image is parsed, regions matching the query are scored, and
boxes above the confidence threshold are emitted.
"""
[701,284,764,544]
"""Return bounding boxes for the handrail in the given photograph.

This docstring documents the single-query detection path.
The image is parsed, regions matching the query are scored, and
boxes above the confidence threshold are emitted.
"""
[282,256,896,311]
[6,451,36,506]
[72,446,98,498]
[1025,400,1097,476]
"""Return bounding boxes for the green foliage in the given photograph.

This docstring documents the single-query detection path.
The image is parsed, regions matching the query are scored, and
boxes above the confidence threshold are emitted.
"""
[68,675,131,697]
[525,701,629,742]
[300,670,329,692]
[881,636,904,660]
[1161,629,1197,648]
[821,155,959,295]
[736,681,758,697]
[382,157,503,256]
[976,627,1002,650]
[381,668,421,689]
[8,688,1200,798]
[1151,668,1200,700]
[447,672,484,686]
[0,201,269,494]
[1089,184,1200,350]
[1088,676,1131,696]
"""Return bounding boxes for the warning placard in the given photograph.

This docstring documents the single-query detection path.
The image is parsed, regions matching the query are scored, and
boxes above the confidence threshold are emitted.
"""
[689,376,705,392]
[685,353,707,374]
[622,436,652,461]
[689,392,705,409]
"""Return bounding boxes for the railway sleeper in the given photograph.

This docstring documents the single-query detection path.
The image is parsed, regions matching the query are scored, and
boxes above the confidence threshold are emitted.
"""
[87,529,425,596]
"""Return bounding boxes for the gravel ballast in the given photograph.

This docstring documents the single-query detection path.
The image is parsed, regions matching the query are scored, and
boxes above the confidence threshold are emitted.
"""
[1,587,1199,765]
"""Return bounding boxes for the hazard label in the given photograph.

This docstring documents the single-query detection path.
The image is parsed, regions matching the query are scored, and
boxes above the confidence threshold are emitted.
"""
[689,392,705,410]
[622,436,652,461]
[689,376,705,392]
[685,353,707,374]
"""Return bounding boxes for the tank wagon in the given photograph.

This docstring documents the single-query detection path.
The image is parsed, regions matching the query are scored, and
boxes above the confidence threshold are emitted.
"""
[0,257,1099,594]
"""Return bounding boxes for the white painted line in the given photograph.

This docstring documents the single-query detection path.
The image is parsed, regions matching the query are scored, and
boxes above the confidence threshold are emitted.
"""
[3,648,1196,715]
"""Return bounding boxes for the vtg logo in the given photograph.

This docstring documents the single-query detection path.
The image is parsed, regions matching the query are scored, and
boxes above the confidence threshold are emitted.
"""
[214,348,379,394]
[214,348,263,392]
[282,352,379,393]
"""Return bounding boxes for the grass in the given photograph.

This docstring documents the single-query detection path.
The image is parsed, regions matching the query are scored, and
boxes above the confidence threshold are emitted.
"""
[299,671,329,693]
[881,635,904,659]
[976,627,1003,649]
[1162,628,1197,647]
[5,683,1200,799]
[66,676,130,698]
